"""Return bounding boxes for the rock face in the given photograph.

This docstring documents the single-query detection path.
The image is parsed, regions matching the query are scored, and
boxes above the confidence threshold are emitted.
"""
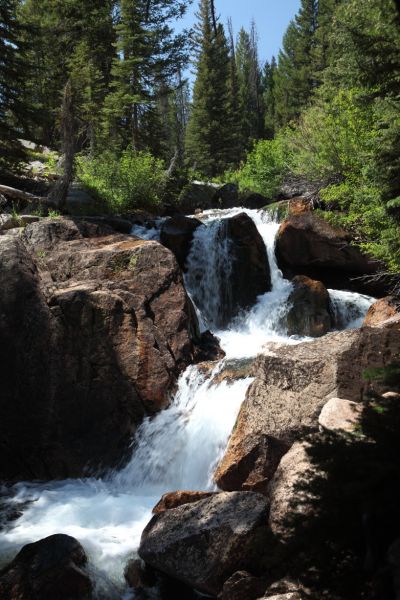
[0,534,92,600]
[223,212,271,326]
[152,490,215,513]
[363,296,400,328]
[214,327,400,494]
[139,491,269,597]
[275,213,380,294]
[268,441,316,541]
[160,215,203,269]
[0,217,199,481]
[286,275,332,337]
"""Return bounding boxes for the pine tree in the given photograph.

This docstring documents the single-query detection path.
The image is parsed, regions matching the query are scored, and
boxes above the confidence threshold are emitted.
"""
[273,0,319,126]
[0,0,28,171]
[185,0,232,177]
[263,56,277,139]
[103,0,189,154]
[227,18,244,165]
[236,25,264,150]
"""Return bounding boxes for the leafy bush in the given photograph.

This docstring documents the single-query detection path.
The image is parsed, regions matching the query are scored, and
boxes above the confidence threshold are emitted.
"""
[228,135,289,197]
[76,148,166,213]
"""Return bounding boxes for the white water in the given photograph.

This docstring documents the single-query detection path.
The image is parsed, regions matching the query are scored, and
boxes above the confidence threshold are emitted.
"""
[0,207,374,596]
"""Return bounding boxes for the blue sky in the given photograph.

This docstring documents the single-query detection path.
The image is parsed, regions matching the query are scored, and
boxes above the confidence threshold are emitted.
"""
[177,0,301,65]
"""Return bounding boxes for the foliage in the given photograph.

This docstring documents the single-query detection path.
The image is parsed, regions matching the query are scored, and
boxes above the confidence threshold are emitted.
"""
[76,148,166,213]
[228,136,288,197]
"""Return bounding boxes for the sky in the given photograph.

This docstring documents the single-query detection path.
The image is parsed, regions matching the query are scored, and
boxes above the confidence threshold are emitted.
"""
[177,0,301,65]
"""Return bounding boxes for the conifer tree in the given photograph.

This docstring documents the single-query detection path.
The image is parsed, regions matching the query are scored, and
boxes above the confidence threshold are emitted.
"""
[103,0,189,154]
[273,0,318,126]
[0,0,28,171]
[227,18,244,165]
[263,56,277,139]
[185,0,232,177]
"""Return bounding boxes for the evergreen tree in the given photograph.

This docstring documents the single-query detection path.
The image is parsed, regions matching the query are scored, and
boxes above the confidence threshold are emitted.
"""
[263,56,277,139]
[274,0,318,126]
[236,25,264,149]
[227,17,244,165]
[0,0,28,171]
[103,0,189,154]
[185,0,232,177]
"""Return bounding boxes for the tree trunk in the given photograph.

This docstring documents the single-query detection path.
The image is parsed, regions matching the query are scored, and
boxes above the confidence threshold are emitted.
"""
[49,80,75,211]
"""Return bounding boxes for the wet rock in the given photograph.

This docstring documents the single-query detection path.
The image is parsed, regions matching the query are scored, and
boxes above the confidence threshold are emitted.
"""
[139,491,269,597]
[214,328,400,494]
[288,197,312,215]
[211,358,255,386]
[219,570,268,600]
[193,330,226,362]
[318,397,362,433]
[160,215,203,270]
[286,275,332,337]
[0,217,198,480]
[179,181,218,213]
[0,534,92,600]
[363,296,400,328]
[222,212,271,326]
[240,192,270,210]
[152,490,216,513]
[388,538,400,600]
[275,213,381,295]
[215,183,239,208]
[124,558,156,589]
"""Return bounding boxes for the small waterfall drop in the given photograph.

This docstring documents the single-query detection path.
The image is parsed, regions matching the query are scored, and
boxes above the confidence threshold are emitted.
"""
[0,206,375,596]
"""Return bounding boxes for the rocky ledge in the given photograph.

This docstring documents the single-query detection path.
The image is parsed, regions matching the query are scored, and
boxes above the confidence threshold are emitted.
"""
[0,217,214,481]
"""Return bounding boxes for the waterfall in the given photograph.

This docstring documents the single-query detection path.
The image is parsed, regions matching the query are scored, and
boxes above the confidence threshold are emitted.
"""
[0,207,375,596]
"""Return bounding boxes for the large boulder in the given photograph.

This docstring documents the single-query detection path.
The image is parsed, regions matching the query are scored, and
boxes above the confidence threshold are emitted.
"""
[214,327,400,494]
[363,296,400,329]
[179,181,218,214]
[219,570,268,600]
[0,217,199,480]
[152,490,215,514]
[160,215,203,270]
[275,213,381,295]
[0,534,92,600]
[285,275,332,337]
[139,491,269,597]
[223,212,271,326]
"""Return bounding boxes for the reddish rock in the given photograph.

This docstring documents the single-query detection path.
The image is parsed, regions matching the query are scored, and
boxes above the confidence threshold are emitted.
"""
[286,275,332,337]
[0,534,92,600]
[152,490,215,513]
[363,296,400,328]
[214,328,400,494]
[275,213,381,295]
[288,197,312,215]
[0,218,199,480]
[139,491,269,597]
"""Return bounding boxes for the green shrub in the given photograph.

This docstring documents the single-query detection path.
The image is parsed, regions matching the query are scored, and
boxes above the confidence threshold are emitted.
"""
[76,148,166,213]
[229,135,289,197]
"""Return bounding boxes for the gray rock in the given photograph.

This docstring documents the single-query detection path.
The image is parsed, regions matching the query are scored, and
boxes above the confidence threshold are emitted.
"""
[139,491,269,597]
[318,397,362,433]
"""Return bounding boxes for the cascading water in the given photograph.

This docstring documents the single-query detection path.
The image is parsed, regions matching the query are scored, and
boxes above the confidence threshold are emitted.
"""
[0,207,375,597]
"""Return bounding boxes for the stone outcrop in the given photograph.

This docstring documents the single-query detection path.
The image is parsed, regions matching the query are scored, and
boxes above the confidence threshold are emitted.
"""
[286,275,332,337]
[0,534,92,600]
[214,327,400,494]
[268,442,316,541]
[219,570,268,600]
[363,295,400,329]
[152,490,215,513]
[275,213,381,295]
[139,491,269,597]
[222,212,271,326]
[0,217,200,481]
[318,397,362,433]
[160,215,203,269]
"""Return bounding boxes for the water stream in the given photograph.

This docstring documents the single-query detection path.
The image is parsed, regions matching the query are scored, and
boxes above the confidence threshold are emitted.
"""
[0,207,374,596]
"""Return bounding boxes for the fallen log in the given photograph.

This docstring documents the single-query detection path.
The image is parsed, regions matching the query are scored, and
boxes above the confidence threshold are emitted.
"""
[0,184,56,207]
